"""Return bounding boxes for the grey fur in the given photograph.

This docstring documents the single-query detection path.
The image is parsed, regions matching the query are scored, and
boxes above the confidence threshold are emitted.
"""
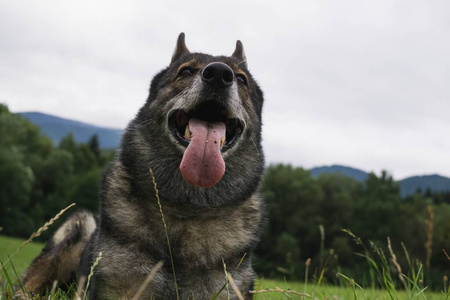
[21,211,96,294]
[23,33,265,300]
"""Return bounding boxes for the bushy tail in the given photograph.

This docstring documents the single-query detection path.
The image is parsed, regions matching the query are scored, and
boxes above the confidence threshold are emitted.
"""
[22,210,96,294]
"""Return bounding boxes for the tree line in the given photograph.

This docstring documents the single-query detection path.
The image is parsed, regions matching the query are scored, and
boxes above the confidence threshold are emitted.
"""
[1,103,449,288]
[0,104,113,239]
[254,165,450,288]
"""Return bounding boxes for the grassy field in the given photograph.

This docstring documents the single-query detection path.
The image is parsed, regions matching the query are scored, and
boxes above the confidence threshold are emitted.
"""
[0,235,44,276]
[1,234,447,299]
[253,278,446,299]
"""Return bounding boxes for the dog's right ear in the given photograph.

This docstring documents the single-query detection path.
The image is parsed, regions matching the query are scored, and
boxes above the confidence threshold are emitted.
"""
[232,40,247,68]
[171,33,190,64]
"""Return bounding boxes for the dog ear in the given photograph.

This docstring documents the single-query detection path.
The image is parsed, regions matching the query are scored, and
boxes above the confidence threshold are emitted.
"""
[171,33,190,64]
[232,40,247,68]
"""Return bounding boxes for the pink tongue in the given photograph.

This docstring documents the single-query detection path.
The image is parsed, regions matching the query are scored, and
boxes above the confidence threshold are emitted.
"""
[180,118,226,188]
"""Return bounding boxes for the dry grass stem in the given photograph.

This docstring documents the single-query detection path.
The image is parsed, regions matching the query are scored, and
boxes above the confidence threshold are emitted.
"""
[226,272,244,300]
[444,249,450,261]
[425,205,434,270]
[444,275,448,294]
[149,168,179,300]
[305,258,311,267]
[250,287,316,299]
[75,275,87,300]
[387,237,407,288]
[49,280,58,298]
[131,261,164,300]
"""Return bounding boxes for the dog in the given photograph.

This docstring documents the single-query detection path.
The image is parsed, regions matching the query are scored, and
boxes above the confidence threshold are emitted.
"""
[22,33,265,299]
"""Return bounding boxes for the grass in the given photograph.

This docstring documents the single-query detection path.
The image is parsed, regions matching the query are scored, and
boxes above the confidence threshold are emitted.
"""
[253,279,444,299]
[0,234,446,299]
[0,235,44,275]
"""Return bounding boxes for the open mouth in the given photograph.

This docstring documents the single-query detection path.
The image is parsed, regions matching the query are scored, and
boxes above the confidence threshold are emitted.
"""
[168,101,244,188]
[168,102,244,152]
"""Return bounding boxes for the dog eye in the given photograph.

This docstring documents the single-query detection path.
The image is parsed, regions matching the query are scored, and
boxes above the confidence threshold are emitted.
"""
[236,73,248,86]
[178,66,194,77]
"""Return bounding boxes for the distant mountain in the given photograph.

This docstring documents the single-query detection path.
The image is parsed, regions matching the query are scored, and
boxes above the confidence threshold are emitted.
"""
[399,174,450,198]
[18,112,123,149]
[309,165,450,197]
[310,165,369,182]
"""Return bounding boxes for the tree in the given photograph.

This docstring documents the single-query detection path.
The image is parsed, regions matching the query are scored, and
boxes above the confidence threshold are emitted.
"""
[68,168,101,213]
[0,104,109,238]
[0,148,35,236]
[59,133,77,154]
[88,134,100,160]
[316,173,362,236]
[255,164,324,278]
[354,171,402,242]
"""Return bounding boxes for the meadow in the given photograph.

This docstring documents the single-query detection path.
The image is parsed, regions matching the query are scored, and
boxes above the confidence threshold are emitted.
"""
[0,234,447,299]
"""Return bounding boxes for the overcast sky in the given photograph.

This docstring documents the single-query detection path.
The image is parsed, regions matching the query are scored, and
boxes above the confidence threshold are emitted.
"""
[1,1,449,179]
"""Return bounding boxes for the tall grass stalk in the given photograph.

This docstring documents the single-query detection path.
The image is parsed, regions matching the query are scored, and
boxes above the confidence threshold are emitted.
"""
[445,252,450,300]
[343,229,381,288]
[337,273,363,300]
[149,168,179,300]
[402,242,416,288]
[424,206,434,272]
[387,237,407,289]
[222,259,230,299]
[319,224,325,271]
[343,228,434,300]
[226,273,244,300]
[402,264,427,300]
[444,249,450,261]
[6,254,25,295]
[1,259,15,298]
[211,253,247,299]
[304,258,311,294]
[75,276,87,300]
[83,251,102,300]
[50,279,58,298]
[369,240,401,296]
[444,275,450,300]
[314,250,334,292]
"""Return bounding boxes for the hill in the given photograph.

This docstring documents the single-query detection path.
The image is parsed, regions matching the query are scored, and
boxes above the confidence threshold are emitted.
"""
[310,165,369,182]
[18,112,123,149]
[310,165,450,197]
[399,174,450,198]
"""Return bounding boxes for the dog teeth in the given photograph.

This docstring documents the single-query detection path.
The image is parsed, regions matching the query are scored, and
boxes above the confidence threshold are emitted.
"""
[220,136,225,148]
[184,125,192,139]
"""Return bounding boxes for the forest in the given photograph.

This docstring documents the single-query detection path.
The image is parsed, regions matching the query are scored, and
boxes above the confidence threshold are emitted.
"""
[1,103,449,289]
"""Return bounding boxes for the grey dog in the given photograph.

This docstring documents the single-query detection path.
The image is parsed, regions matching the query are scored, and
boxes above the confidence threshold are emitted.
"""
[23,33,265,299]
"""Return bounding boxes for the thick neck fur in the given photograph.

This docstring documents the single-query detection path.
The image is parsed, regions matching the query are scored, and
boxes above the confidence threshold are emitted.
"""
[99,159,263,267]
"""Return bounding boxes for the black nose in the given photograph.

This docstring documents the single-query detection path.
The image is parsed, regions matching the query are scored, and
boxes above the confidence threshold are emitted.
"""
[201,62,234,88]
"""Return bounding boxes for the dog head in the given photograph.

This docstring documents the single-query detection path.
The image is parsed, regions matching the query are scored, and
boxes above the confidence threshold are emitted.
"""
[121,33,264,207]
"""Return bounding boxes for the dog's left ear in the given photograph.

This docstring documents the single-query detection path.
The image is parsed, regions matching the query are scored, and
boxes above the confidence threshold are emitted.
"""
[171,32,190,64]
[232,40,247,68]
